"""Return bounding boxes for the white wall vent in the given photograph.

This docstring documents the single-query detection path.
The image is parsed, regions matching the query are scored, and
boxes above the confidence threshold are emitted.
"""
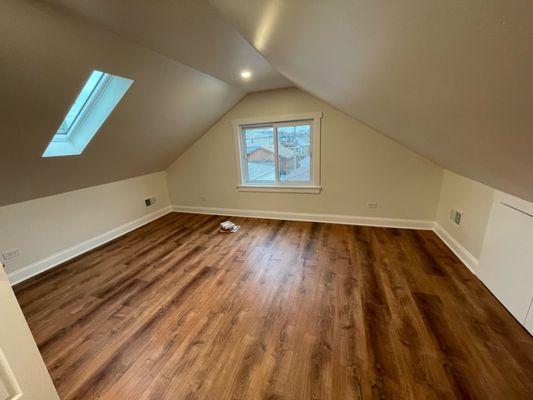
[450,209,462,226]
[144,197,157,207]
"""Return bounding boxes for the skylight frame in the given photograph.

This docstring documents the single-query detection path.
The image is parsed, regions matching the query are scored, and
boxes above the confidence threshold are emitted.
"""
[52,71,111,143]
[43,70,133,158]
[54,71,107,140]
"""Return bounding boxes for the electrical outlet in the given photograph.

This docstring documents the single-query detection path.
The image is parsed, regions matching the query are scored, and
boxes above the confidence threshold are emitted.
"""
[2,249,20,261]
[201,195,207,202]
[367,202,378,209]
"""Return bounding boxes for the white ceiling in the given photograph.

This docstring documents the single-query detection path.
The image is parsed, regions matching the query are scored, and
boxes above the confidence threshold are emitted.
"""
[212,0,533,201]
[44,0,292,92]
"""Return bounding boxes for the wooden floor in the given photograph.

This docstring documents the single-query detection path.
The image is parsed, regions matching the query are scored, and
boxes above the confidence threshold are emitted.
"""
[15,213,533,399]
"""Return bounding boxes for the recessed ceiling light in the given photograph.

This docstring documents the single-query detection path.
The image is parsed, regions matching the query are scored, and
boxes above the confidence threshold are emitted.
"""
[240,70,252,79]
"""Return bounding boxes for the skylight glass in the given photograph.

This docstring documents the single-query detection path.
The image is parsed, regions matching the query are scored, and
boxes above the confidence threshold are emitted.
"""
[56,71,105,136]
[43,70,133,157]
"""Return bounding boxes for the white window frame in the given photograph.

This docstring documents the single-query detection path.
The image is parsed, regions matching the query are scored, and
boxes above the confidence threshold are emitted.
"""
[232,112,322,194]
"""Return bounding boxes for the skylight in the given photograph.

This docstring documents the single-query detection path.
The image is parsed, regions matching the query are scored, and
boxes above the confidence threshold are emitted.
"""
[43,70,133,157]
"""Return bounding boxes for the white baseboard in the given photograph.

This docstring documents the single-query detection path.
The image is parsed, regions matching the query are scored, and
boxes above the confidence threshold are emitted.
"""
[7,206,173,285]
[7,205,478,286]
[433,222,479,274]
[173,205,480,274]
[172,205,435,230]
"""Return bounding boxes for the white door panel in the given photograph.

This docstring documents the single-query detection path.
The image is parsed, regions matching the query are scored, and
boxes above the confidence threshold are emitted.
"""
[478,193,533,328]
[0,265,59,400]
[525,297,533,335]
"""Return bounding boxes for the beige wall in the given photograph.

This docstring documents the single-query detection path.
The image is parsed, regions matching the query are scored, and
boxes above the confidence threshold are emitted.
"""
[0,172,170,276]
[436,170,494,260]
[0,266,59,399]
[166,88,443,220]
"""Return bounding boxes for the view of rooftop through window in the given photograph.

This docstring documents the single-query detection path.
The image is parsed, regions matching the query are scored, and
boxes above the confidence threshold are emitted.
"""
[242,122,312,183]
[244,126,275,182]
[277,124,311,181]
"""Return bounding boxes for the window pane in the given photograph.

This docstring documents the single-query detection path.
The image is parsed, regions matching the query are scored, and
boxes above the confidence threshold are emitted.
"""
[277,124,312,181]
[56,70,105,135]
[243,126,275,183]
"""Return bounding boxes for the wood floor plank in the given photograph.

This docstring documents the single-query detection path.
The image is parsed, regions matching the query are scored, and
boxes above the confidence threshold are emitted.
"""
[14,213,533,399]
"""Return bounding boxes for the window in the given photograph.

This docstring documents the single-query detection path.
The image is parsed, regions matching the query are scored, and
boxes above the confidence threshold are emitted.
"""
[43,70,133,157]
[233,112,322,193]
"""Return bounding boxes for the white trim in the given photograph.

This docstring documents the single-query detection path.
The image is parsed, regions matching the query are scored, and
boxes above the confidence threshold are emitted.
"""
[231,112,323,127]
[172,205,434,230]
[0,348,23,400]
[5,204,480,287]
[433,222,479,274]
[236,185,321,194]
[7,206,172,285]
[172,206,480,276]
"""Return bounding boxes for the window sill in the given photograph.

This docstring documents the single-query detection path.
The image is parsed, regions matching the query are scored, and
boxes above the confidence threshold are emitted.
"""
[237,185,322,194]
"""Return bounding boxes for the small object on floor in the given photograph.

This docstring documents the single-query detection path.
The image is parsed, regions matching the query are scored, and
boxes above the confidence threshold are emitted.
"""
[219,220,240,233]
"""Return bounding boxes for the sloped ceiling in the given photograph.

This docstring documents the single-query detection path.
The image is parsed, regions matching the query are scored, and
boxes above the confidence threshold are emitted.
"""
[0,0,289,206]
[211,0,533,201]
[43,0,292,92]
[2,0,531,207]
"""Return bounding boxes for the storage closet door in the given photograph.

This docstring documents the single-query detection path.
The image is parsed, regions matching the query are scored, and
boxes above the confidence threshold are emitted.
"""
[478,192,533,333]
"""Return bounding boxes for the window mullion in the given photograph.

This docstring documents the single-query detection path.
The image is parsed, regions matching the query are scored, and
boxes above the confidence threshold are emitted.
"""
[240,128,248,183]
[273,124,280,184]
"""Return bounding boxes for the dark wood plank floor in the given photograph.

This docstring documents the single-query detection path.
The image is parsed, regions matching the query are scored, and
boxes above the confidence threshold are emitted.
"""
[14,212,533,399]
